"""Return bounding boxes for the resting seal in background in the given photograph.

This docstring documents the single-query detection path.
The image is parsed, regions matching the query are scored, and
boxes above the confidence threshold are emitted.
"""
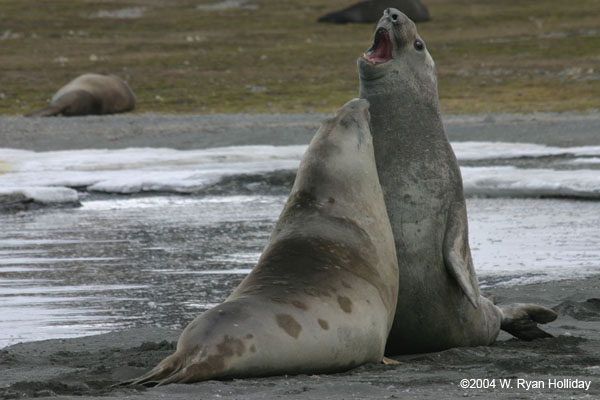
[358,9,557,355]
[26,73,136,117]
[124,99,399,385]
[318,0,430,24]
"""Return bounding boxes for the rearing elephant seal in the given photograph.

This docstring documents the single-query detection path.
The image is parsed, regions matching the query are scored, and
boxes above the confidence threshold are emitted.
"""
[27,73,135,117]
[357,9,557,355]
[126,99,399,385]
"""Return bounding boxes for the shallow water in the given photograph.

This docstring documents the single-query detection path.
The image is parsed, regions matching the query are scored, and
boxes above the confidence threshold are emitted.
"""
[1,195,599,348]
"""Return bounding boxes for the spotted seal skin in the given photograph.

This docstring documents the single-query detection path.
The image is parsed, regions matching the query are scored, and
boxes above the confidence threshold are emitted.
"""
[27,73,136,117]
[358,8,557,355]
[125,99,399,385]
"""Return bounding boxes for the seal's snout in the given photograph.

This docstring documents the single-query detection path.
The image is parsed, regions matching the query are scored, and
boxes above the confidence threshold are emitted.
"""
[384,8,401,24]
[346,98,370,124]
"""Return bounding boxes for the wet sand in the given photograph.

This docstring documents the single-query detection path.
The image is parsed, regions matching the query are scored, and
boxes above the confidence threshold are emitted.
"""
[1,113,599,398]
[0,276,598,399]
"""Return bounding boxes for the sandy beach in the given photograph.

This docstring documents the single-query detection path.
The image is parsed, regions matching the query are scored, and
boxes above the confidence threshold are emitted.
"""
[0,277,597,400]
[1,113,599,399]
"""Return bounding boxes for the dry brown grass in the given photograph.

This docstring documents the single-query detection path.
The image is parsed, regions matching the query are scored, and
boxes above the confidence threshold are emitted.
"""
[1,0,599,115]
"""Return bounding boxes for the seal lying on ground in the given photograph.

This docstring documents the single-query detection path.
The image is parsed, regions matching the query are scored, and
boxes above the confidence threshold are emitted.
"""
[125,99,399,385]
[357,9,557,355]
[26,73,135,117]
[318,0,430,24]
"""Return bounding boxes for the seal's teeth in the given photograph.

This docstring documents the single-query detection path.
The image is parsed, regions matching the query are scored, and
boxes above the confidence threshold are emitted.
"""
[362,53,376,64]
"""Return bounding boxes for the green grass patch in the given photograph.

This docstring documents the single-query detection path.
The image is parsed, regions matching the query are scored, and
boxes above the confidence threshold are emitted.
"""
[1,0,599,115]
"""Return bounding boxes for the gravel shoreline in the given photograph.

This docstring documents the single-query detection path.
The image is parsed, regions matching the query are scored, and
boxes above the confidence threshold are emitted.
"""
[2,112,600,151]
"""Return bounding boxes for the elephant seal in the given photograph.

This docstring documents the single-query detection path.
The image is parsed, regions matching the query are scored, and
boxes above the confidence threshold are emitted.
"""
[357,9,557,355]
[318,0,430,24]
[126,99,399,385]
[26,73,135,117]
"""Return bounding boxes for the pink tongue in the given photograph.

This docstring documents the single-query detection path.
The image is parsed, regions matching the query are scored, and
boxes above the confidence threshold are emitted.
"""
[372,42,389,61]
[368,32,391,64]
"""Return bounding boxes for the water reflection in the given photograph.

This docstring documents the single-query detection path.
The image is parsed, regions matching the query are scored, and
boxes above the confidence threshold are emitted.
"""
[0,195,283,348]
[1,195,599,348]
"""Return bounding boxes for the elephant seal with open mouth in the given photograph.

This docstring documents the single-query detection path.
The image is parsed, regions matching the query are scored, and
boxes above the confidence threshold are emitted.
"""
[358,8,557,355]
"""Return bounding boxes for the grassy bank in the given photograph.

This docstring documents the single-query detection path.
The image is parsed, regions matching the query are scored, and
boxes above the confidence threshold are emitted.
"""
[1,0,599,115]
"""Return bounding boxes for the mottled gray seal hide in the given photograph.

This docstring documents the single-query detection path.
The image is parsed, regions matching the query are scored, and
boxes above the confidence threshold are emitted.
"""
[27,73,135,117]
[125,99,399,385]
[318,0,430,24]
[358,9,557,355]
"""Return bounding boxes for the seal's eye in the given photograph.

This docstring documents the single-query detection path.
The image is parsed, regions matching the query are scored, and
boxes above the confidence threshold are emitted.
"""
[414,40,424,51]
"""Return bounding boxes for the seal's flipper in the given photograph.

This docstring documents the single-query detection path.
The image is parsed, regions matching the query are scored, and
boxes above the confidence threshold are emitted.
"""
[25,92,80,117]
[443,200,480,308]
[26,104,64,117]
[26,91,101,117]
[118,352,184,387]
[382,356,400,365]
[498,303,558,341]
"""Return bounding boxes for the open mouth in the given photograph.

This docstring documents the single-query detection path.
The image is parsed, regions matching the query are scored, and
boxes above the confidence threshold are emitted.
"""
[363,28,392,65]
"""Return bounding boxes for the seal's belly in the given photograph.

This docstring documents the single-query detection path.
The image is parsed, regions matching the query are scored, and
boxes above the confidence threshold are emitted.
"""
[381,178,487,351]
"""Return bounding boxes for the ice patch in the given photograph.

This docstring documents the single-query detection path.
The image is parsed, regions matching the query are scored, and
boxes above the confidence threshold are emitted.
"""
[452,141,600,160]
[561,157,600,165]
[462,166,600,198]
[0,186,79,204]
[0,146,304,204]
[2,143,600,201]
[147,268,253,275]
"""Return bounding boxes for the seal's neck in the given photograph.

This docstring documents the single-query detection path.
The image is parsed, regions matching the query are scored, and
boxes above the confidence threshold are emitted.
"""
[360,81,445,143]
[358,75,457,178]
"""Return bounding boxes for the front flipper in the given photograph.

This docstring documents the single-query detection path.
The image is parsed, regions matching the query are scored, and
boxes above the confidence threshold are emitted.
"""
[498,303,558,340]
[443,200,480,308]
